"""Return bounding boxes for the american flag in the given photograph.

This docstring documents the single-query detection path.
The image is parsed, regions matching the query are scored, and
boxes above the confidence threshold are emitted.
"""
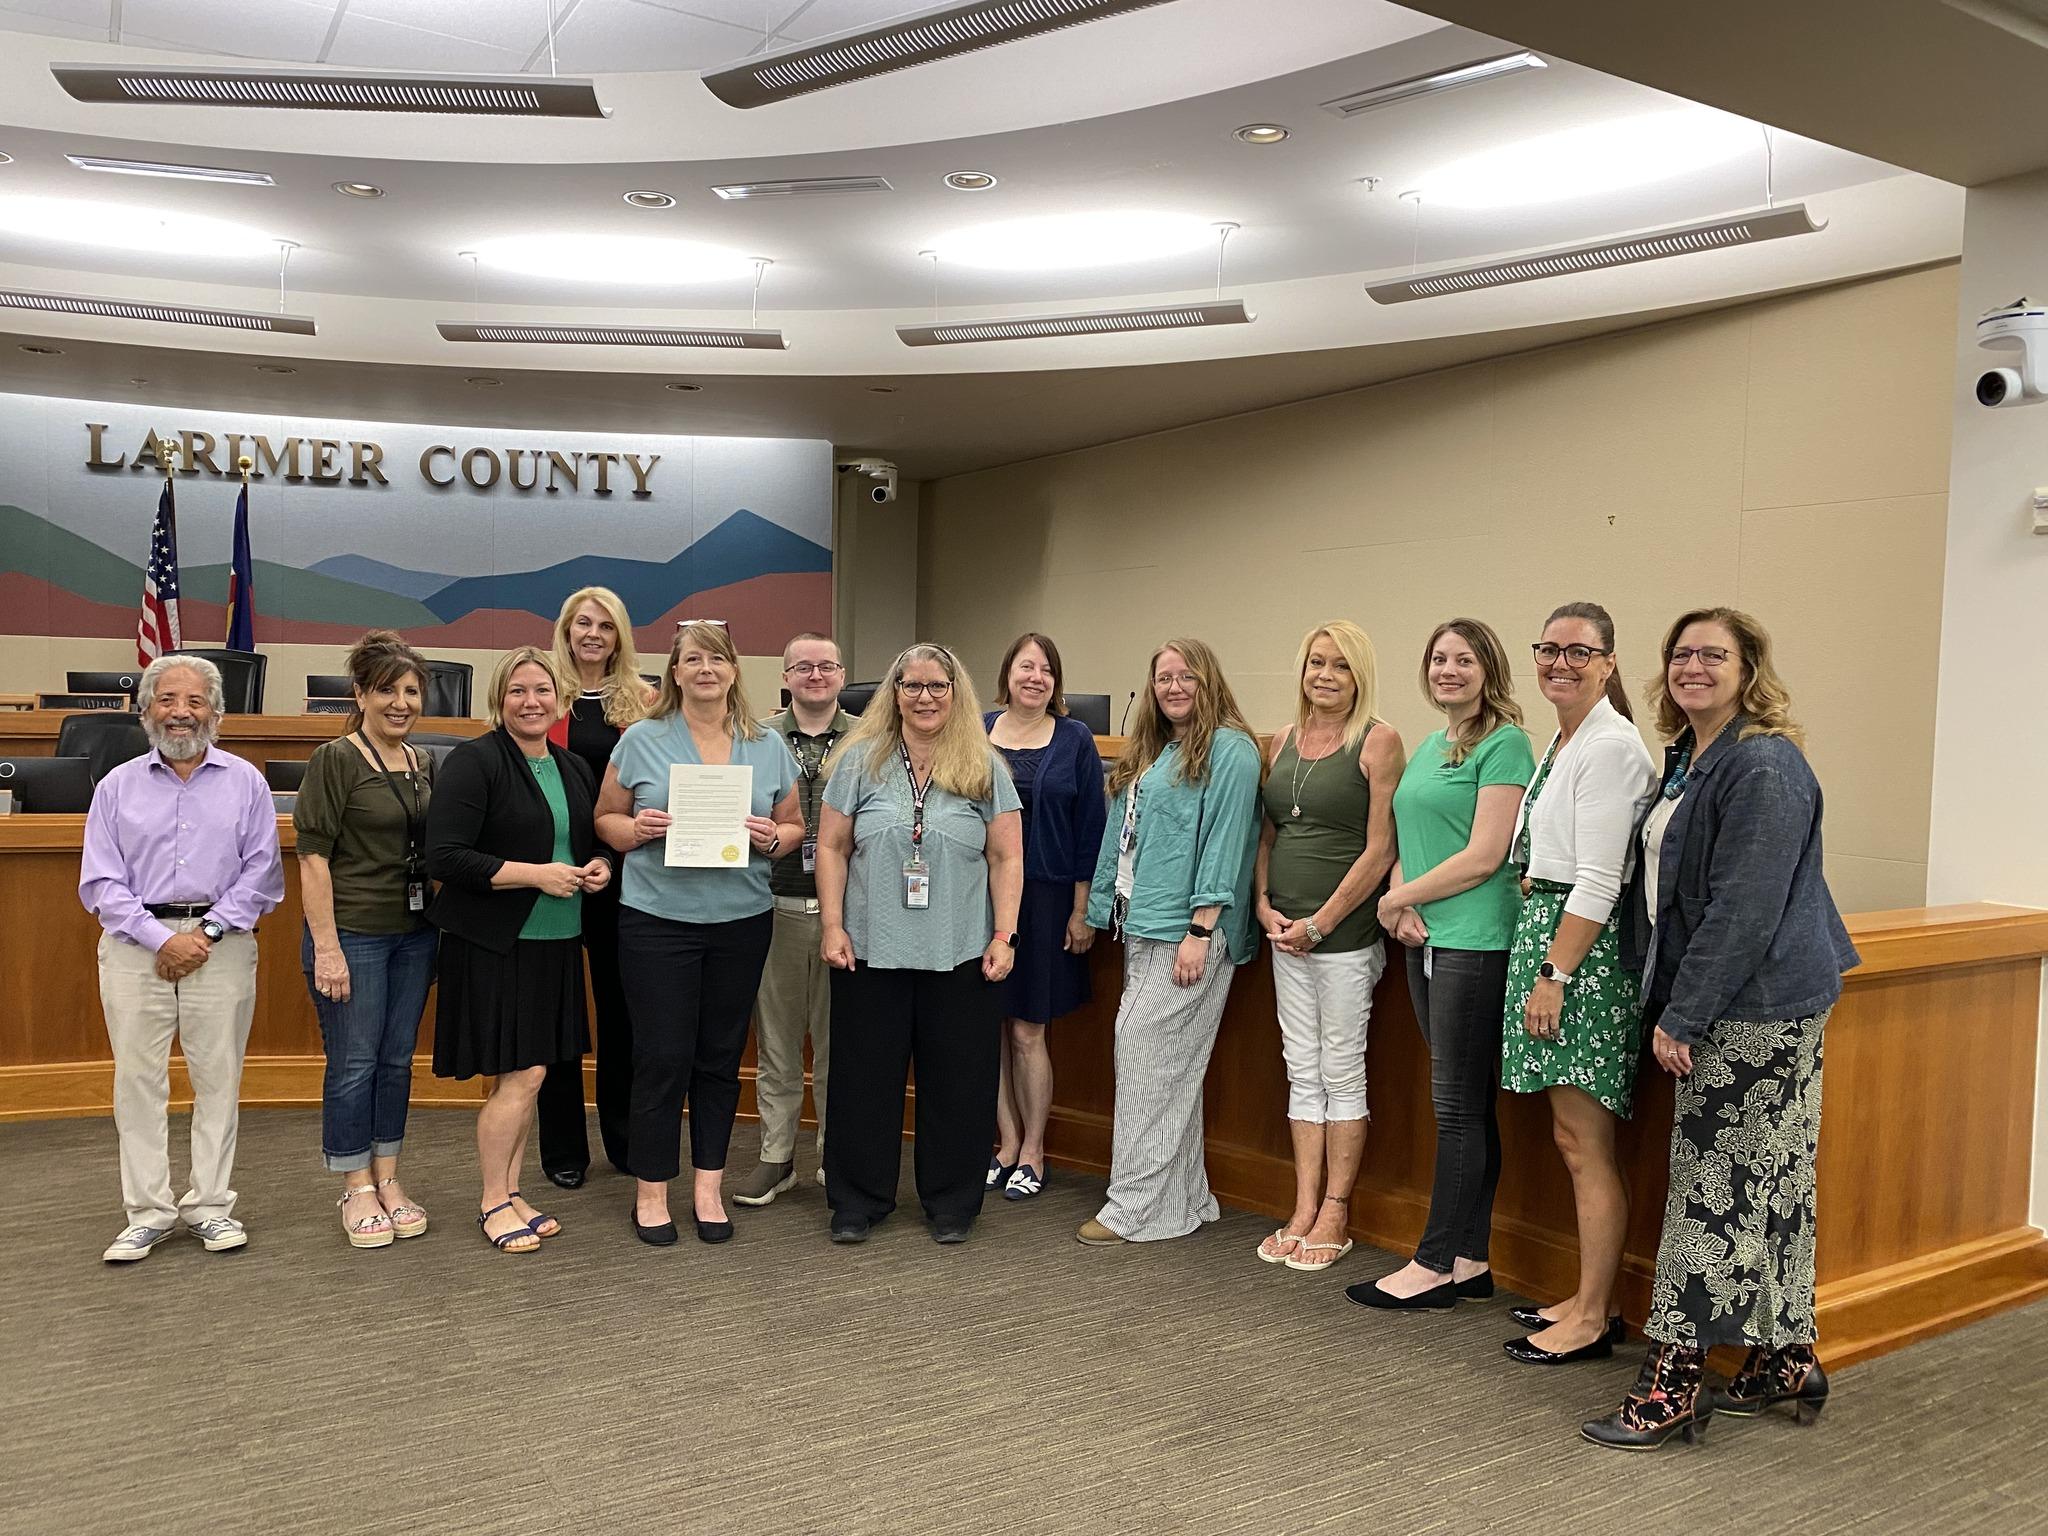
[137,477,183,666]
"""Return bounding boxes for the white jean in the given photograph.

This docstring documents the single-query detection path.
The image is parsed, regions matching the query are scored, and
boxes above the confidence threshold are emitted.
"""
[1270,940,1385,1123]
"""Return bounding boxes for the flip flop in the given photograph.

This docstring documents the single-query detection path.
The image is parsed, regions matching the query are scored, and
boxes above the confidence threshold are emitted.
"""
[1284,1238,1355,1272]
[1257,1228,1306,1265]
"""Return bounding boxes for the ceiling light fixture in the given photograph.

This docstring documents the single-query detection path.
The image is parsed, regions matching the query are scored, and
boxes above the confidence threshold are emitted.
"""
[1366,202,1823,303]
[866,385,898,392]
[664,381,703,391]
[623,190,676,209]
[897,298,1251,346]
[703,0,1178,108]
[0,195,277,258]
[943,171,997,191]
[1320,51,1545,119]
[466,375,501,386]
[1418,109,1760,209]
[470,233,755,285]
[438,322,787,349]
[0,152,13,164]
[255,363,296,374]
[66,154,274,185]
[0,286,317,333]
[932,211,1219,271]
[19,343,62,355]
[333,180,384,198]
[712,176,893,199]
[1233,124,1288,144]
[51,63,605,117]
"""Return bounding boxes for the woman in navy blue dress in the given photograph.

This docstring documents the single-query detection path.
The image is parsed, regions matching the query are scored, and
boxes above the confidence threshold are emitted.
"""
[984,633,1108,1201]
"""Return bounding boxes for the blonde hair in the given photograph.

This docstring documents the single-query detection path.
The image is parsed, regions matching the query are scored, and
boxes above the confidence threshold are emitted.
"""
[650,621,764,742]
[1108,637,1258,797]
[486,646,564,728]
[1420,618,1523,766]
[826,643,996,801]
[1648,606,1803,746]
[551,586,649,731]
[1291,620,1381,752]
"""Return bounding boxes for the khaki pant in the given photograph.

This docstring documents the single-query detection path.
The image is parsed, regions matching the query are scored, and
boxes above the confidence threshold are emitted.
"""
[98,920,259,1229]
[750,902,829,1164]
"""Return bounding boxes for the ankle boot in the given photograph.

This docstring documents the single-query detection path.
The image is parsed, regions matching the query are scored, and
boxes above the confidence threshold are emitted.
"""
[1712,1343,1829,1423]
[1580,1344,1711,1451]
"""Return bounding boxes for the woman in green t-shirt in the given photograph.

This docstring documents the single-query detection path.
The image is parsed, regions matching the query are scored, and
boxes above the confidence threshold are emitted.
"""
[1349,619,1534,1311]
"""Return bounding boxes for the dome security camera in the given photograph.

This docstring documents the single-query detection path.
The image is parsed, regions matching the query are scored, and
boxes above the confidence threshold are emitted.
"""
[1976,300,2048,408]
[837,456,898,503]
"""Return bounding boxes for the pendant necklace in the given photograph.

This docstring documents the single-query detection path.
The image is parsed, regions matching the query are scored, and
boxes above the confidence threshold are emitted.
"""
[1289,728,1335,818]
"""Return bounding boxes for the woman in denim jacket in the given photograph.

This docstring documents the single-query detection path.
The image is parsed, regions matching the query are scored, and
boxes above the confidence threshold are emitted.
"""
[1584,607,1859,1453]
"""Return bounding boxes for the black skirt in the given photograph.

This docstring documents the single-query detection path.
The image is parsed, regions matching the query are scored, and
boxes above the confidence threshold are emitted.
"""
[431,932,589,1080]
[999,876,1093,1025]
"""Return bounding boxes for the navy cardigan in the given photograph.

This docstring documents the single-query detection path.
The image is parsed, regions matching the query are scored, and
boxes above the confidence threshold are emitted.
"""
[984,712,1109,885]
[1622,719,1859,1045]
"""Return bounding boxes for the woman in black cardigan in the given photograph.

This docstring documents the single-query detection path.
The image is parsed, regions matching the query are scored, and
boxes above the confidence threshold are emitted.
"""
[428,647,610,1253]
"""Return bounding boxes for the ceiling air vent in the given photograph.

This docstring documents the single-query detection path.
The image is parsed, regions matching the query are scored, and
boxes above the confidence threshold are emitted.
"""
[702,0,1179,108]
[0,287,317,334]
[437,322,787,349]
[711,176,894,199]
[897,298,1250,346]
[1319,52,1545,119]
[1366,204,1824,304]
[51,63,605,117]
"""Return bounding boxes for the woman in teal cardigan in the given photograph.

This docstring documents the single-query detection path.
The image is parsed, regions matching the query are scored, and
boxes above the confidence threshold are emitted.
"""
[1076,637,1263,1246]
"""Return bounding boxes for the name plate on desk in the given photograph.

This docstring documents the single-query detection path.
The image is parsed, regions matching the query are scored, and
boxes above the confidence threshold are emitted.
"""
[0,789,11,815]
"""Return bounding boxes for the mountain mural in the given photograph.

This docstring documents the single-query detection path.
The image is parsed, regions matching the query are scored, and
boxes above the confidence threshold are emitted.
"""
[306,553,457,601]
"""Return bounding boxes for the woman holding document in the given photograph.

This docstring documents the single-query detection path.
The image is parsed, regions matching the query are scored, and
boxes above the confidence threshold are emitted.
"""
[596,621,803,1247]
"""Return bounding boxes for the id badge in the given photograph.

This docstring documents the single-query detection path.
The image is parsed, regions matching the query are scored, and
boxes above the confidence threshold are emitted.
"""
[802,837,817,875]
[406,880,427,913]
[1422,944,1433,981]
[902,860,931,910]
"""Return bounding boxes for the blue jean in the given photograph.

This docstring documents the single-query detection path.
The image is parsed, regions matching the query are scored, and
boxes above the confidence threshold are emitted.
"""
[303,925,439,1172]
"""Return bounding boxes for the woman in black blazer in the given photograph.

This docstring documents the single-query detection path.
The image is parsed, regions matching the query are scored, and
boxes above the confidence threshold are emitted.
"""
[428,646,611,1254]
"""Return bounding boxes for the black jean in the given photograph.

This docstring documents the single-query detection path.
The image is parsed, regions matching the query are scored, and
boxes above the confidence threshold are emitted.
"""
[824,959,1001,1227]
[618,905,774,1184]
[1407,944,1510,1272]
[537,887,633,1175]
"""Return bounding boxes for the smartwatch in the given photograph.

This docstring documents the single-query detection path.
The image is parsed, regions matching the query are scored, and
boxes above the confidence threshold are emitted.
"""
[1537,960,1573,985]
[991,929,1017,947]
[1186,920,1214,939]
[198,917,227,943]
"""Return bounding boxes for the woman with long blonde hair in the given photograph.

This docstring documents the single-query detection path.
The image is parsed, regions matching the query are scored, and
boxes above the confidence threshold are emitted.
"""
[1078,638,1263,1246]
[596,621,806,1246]
[1251,621,1405,1272]
[815,643,1024,1244]
[534,587,656,1187]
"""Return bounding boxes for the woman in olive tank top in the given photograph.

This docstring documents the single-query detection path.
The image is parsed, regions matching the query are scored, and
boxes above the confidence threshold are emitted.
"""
[1251,621,1405,1272]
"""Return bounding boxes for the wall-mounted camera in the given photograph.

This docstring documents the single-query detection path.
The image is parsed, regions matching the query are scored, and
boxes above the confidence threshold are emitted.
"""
[1975,299,2048,408]
[836,456,899,503]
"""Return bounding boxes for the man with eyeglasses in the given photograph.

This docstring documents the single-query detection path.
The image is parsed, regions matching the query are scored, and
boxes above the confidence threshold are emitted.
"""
[733,633,853,1205]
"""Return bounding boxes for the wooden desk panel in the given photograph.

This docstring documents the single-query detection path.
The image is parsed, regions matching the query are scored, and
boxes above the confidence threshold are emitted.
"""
[0,712,487,768]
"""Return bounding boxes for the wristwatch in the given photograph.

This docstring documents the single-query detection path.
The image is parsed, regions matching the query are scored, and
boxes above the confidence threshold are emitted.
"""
[1186,920,1214,939]
[1303,918,1325,948]
[991,929,1017,947]
[198,916,227,943]
[1537,960,1573,985]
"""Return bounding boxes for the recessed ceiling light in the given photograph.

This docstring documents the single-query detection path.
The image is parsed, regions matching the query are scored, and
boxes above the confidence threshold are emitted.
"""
[932,212,1220,271]
[664,381,703,391]
[0,195,277,258]
[19,343,62,355]
[623,190,676,209]
[333,181,384,199]
[68,154,274,185]
[470,234,755,285]
[0,153,16,165]
[1417,109,1757,209]
[943,170,997,191]
[1320,51,1546,118]
[1233,124,1288,145]
[713,176,892,199]
[466,375,502,386]
[255,363,296,374]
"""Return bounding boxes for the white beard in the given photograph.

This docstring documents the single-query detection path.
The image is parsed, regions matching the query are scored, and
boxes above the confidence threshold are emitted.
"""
[144,716,216,761]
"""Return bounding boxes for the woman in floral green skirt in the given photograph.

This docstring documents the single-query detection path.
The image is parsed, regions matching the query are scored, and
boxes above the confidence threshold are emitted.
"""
[1499,602,1657,1366]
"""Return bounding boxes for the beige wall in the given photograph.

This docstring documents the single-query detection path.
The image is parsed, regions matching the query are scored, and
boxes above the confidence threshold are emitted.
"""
[832,468,921,683]
[921,264,1960,915]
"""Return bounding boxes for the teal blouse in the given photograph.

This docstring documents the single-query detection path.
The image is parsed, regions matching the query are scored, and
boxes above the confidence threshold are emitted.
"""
[1085,728,1263,966]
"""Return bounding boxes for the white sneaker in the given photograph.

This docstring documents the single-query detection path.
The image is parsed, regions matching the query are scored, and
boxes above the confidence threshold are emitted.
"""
[186,1216,248,1252]
[102,1224,178,1263]
[813,1167,826,1188]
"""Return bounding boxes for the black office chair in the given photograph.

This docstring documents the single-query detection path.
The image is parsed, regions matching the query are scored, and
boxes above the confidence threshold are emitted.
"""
[1066,693,1113,734]
[168,647,267,714]
[67,670,142,700]
[305,674,353,699]
[55,712,149,783]
[412,741,462,773]
[408,732,470,748]
[264,759,308,792]
[421,660,472,717]
[839,682,881,717]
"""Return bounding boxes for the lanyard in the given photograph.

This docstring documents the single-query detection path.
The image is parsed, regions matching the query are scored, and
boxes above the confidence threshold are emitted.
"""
[790,728,838,783]
[356,731,425,867]
[900,745,932,855]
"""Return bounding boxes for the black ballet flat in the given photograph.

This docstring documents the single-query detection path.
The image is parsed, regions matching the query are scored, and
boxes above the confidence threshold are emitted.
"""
[1503,1331,1615,1365]
[1509,1306,1627,1342]
[630,1204,677,1247]
[546,1168,586,1190]
[695,1217,734,1245]
[1455,1272,1495,1300]
[1346,1277,1458,1310]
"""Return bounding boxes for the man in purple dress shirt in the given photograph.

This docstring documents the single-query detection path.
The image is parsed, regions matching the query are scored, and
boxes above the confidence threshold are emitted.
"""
[78,655,283,1263]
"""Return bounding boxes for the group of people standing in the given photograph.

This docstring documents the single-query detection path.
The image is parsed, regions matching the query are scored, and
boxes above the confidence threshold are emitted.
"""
[76,589,1856,1453]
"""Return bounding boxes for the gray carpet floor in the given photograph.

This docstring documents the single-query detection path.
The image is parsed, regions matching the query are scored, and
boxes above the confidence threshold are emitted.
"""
[3,1108,2046,1536]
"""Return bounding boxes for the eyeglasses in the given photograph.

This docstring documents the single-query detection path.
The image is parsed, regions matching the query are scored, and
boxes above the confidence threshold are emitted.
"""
[1668,646,1734,668]
[897,679,953,699]
[1531,642,1611,669]
[1153,672,1199,690]
[785,661,845,678]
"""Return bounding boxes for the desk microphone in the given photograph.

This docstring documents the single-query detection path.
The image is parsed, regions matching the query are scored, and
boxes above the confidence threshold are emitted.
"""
[1117,690,1136,733]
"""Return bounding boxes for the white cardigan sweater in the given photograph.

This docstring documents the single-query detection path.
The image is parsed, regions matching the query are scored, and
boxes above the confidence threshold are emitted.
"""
[1515,695,1659,926]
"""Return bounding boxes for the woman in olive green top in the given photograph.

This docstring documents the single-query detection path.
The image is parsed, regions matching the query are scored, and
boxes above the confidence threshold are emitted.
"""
[1352,619,1534,1310]
[296,629,439,1249]
[1252,621,1403,1273]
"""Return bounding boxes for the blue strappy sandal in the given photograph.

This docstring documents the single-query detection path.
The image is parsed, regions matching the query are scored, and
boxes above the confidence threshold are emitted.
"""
[508,1191,560,1239]
[477,1200,540,1252]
